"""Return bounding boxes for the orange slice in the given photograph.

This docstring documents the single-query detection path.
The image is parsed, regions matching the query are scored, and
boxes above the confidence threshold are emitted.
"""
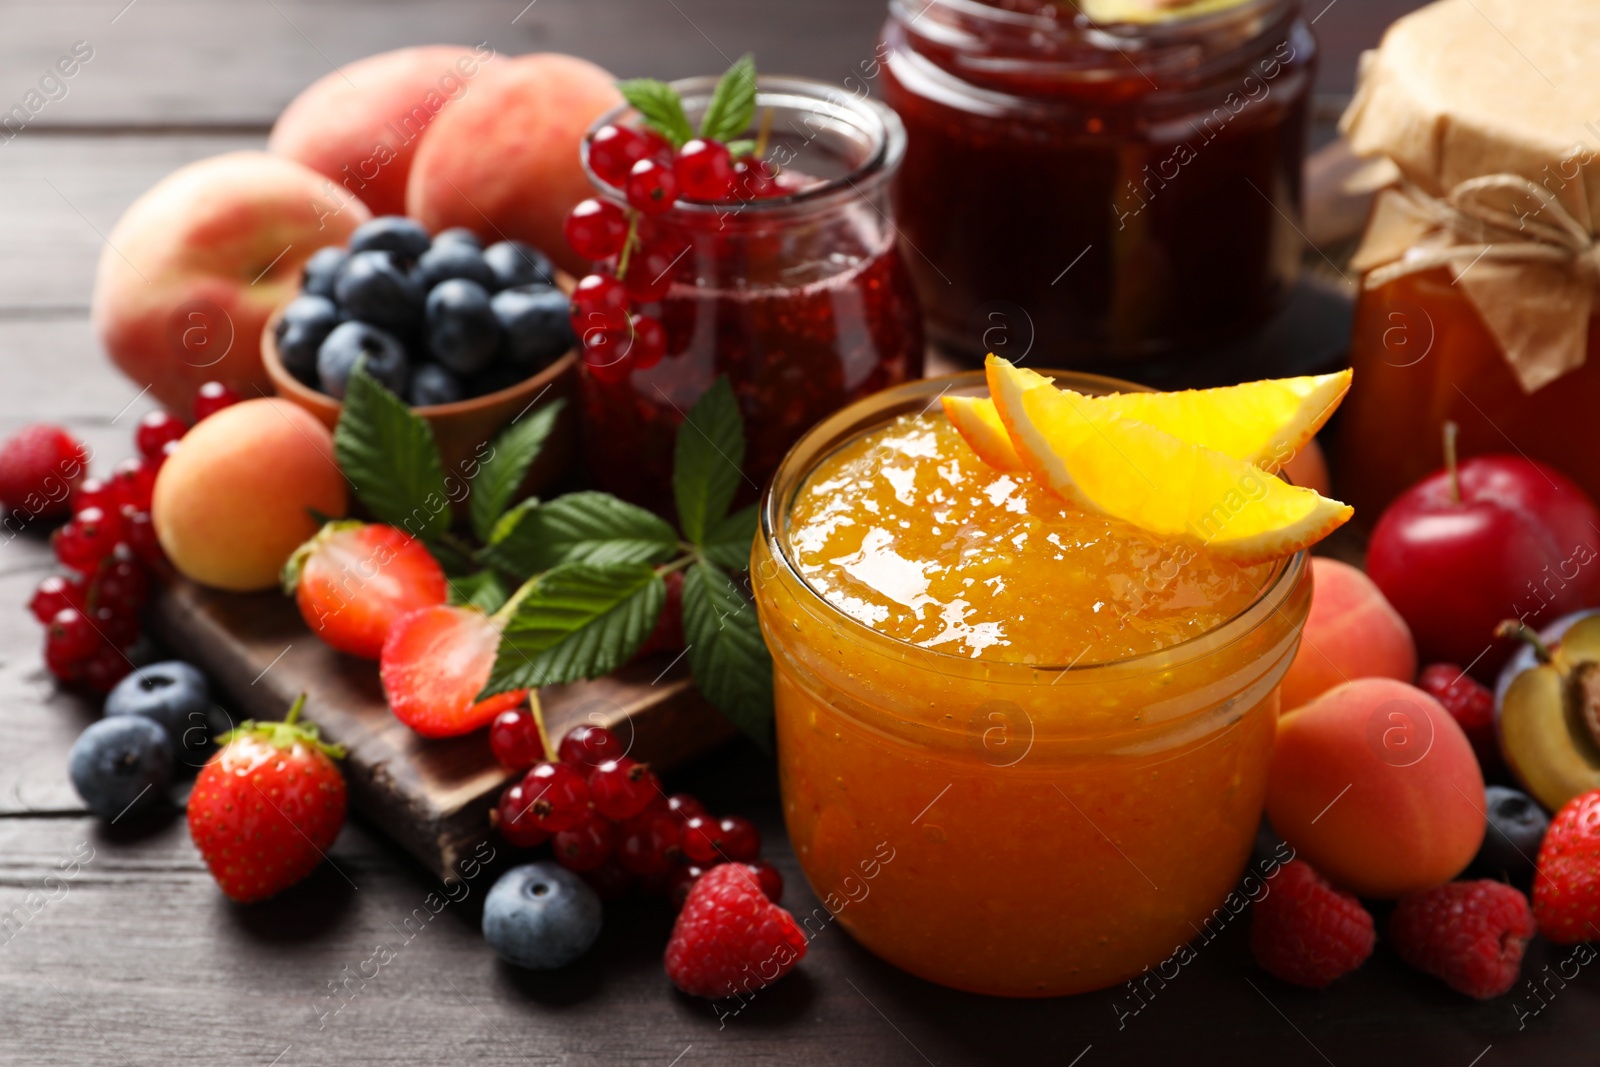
[986,356,1352,563]
[941,395,1024,470]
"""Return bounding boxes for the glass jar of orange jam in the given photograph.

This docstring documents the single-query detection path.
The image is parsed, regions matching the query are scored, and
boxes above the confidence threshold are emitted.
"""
[751,372,1310,997]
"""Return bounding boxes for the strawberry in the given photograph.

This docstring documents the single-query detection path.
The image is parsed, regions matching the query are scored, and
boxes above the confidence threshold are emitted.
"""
[665,861,808,998]
[0,423,88,520]
[188,694,347,903]
[379,604,528,737]
[1533,788,1600,943]
[284,521,448,659]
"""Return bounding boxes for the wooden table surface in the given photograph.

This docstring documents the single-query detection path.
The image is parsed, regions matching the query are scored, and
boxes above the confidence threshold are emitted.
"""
[6,2,1596,1065]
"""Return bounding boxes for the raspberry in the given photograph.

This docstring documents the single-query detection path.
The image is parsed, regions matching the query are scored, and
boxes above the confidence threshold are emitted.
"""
[0,424,87,520]
[1389,880,1535,998]
[1417,663,1499,772]
[1533,788,1600,944]
[1249,860,1373,988]
[665,862,808,998]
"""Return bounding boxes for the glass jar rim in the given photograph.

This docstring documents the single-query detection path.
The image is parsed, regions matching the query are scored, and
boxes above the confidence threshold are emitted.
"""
[759,370,1308,679]
[890,0,1292,42]
[581,74,906,216]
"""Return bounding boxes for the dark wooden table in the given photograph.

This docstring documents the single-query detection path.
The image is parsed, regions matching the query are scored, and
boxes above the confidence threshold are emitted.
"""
[7,2,1596,1064]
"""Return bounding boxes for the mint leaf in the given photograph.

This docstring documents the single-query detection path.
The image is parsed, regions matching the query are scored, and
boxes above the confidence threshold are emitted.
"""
[449,570,510,614]
[482,491,679,579]
[334,364,450,542]
[701,503,757,571]
[683,560,772,748]
[616,78,694,149]
[469,399,564,544]
[699,54,757,143]
[481,562,665,693]
[673,377,745,545]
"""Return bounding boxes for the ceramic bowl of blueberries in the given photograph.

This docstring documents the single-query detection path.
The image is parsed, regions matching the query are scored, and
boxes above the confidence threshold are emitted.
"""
[262,215,578,490]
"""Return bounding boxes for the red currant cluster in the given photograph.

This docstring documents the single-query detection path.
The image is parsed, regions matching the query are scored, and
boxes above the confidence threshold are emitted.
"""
[490,713,781,906]
[561,123,784,384]
[29,381,240,691]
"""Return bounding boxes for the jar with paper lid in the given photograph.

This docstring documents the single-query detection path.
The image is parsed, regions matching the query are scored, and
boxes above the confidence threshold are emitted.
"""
[1337,0,1600,520]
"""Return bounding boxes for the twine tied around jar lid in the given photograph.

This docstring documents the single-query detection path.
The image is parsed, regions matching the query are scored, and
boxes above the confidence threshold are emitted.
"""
[1351,174,1600,394]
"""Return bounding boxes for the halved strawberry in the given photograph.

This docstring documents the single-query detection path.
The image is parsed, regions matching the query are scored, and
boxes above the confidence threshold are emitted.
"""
[284,521,448,659]
[380,604,528,737]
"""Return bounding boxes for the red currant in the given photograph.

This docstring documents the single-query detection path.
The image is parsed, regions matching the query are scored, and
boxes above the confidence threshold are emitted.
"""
[109,458,155,513]
[489,706,546,770]
[82,644,132,694]
[29,574,86,624]
[581,858,635,901]
[628,315,666,371]
[589,123,658,187]
[665,793,707,824]
[557,724,625,769]
[588,757,660,821]
[135,410,187,459]
[616,809,680,875]
[46,607,99,663]
[732,158,779,200]
[44,641,84,683]
[745,859,784,903]
[92,604,140,648]
[563,198,630,261]
[625,158,680,216]
[54,506,123,574]
[569,273,631,333]
[580,325,635,384]
[553,808,616,872]
[122,509,166,570]
[193,381,241,421]
[717,815,761,862]
[524,761,590,833]
[669,864,709,909]
[72,477,119,516]
[680,815,724,865]
[494,780,551,848]
[93,557,150,615]
[676,139,735,201]
[622,242,683,303]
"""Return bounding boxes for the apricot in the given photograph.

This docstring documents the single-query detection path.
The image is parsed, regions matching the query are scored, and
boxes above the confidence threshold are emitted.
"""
[152,399,347,592]
[1266,677,1486,898]
[1279,557,1416,712]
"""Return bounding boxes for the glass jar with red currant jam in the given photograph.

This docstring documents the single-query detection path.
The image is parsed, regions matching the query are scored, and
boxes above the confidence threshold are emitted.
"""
[880,0,1315,363]
[575,77,925,516]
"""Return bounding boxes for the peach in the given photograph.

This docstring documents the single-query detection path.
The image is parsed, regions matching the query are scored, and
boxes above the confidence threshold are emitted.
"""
[406,53,621,275]
[269,45,492,216]
[92,152,370,418]
[152,398,347,592]
[1279,557,1416,712]
[1266,677,1486,898]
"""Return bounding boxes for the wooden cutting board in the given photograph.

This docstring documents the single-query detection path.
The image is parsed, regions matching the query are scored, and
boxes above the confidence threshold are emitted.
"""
[148,580,735,881]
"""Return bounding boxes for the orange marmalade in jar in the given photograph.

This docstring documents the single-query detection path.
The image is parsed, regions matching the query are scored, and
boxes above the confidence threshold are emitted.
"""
[751,372,1310,997]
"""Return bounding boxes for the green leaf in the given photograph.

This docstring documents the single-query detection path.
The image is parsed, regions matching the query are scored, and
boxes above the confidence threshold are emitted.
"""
[616,78,694,149]
[333,364,450,541]
[482,562,665,693]
[448,570,510,614]
[673,377,746,545]
[699,54,757,143]
[480,492,679,579]
[724,138,757,159]
[683,561,773,748]
[701,504,757,571]
[487,497,540,548]
[469,399,564,544]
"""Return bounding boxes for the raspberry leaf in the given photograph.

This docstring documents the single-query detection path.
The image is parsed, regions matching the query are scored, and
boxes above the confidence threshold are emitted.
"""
[673,376,745,546]
[683,560,772,748]
[699,54,757,144]
[617,78,695,149]
[469,399,564,543]
[334,365,450,542]
[700,504,757,571]
[482,561,665,692]
[480,491,680,578]
[448,569,510,614]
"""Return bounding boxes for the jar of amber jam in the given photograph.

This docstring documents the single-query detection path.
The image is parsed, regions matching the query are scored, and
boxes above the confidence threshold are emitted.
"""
[576,77,924,516]
[879,0,1315,362]
[751,371,1310,997]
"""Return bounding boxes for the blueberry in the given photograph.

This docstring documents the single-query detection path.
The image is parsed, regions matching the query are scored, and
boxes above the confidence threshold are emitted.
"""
[274,295,342,384]
[104,660,215,766]
[482,862,602,969]
[410,363,464,407]
[318,321,410,398]
[425,278,501,375]
[348,215,432,261]
[415,242,497,292]
[483,241,555,291]
[302,246,348,299]
[334,250,424,330]
[68,717,173,820]
[466,362,528,398]
[432,227,483,250]
[492,285,576,370]
[1472,786,1550,886]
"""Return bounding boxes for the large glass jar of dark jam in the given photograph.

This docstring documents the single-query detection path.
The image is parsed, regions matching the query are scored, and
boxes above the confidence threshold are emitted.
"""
[576,77,925,517]
[880,0,1315,363]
